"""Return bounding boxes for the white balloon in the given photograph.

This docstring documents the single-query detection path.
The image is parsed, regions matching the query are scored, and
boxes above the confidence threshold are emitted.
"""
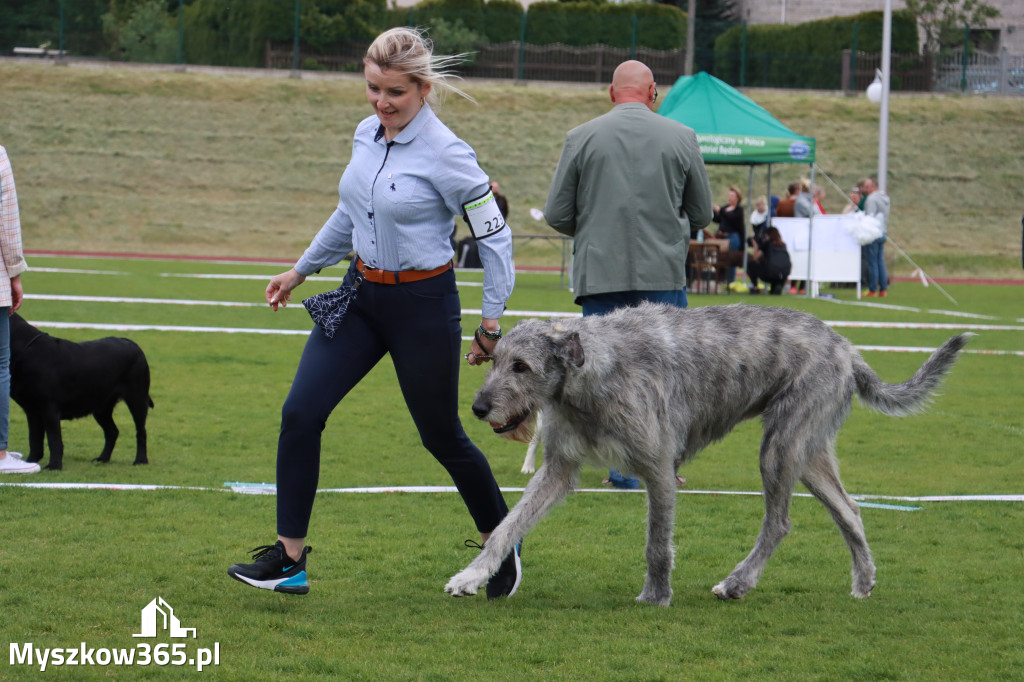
[866,80,882,103]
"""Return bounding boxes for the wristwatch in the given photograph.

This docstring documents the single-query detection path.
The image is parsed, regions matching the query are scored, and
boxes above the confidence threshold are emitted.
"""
[477,324,502,341]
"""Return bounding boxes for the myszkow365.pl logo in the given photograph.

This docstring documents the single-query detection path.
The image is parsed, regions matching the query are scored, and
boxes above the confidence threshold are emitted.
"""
[9,597,220,672]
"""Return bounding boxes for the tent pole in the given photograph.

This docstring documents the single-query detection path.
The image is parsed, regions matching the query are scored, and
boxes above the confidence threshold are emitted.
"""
[805,165,815,298]
[743,165,754,285]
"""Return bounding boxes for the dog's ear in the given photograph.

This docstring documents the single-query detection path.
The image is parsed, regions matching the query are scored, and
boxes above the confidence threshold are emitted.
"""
[555,331,585,368]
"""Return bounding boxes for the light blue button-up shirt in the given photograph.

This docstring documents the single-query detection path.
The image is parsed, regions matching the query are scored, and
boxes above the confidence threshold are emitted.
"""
[295,104,514,319]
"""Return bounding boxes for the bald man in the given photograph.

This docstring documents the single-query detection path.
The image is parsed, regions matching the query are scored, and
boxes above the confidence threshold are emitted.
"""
[543,60,713,489]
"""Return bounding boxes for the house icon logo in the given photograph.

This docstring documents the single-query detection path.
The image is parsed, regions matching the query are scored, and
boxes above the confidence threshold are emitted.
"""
[133,597,197,639]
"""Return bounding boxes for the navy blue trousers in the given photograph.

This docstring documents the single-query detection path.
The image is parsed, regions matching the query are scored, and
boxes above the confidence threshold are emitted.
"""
[276,262,508,538]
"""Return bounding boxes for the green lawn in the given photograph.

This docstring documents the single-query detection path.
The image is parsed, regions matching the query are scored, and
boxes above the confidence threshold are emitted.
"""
[1,256,1022,680]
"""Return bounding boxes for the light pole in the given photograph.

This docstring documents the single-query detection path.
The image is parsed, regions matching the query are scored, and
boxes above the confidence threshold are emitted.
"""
[868,0,893,193]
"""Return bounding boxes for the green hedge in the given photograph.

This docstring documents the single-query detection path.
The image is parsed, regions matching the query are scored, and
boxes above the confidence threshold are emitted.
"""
[714,11,919,88]
[523,1,685,50]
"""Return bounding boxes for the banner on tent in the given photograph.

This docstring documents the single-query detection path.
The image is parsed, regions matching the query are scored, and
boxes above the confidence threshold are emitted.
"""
[697,134,814,164]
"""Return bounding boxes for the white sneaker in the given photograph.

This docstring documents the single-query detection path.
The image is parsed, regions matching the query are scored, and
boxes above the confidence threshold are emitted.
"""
[8,451,24,459]
[0,455,40,474]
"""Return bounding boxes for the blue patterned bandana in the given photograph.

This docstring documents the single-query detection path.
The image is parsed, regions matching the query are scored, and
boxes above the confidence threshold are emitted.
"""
[302,279,362,339]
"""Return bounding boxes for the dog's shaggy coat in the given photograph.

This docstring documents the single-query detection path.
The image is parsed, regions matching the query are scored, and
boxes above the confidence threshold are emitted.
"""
[446,303,968,605]
[9,313,154,470]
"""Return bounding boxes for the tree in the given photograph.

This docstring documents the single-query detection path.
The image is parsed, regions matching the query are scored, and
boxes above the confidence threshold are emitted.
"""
[102,0,178,63]
[657,0,738,73]
[904,0,1000,54]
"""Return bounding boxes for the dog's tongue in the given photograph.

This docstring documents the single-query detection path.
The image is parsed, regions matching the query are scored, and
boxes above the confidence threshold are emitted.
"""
[489,422,503,429]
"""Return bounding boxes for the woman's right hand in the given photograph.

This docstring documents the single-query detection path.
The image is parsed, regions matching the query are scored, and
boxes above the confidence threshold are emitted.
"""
[266,268,306,311]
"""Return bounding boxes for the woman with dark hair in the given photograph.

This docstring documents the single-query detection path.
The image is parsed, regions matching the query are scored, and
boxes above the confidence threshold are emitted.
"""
[747,227,792,295]
[712,186,744,282]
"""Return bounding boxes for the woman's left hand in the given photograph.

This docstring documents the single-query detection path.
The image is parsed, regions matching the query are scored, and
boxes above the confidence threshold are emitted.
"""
[9,275,22,314]
[466,320,500,365]
[466,335,496,366]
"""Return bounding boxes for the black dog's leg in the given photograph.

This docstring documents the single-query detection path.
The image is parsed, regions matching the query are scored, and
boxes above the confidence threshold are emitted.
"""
[25,412,46,463]
[125,395,150,465]
[42,405,64,470]
[92,403,119,463]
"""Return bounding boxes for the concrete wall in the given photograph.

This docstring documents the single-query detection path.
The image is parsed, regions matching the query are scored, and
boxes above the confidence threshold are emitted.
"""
[734,0,1023,54]
[388,0,1023,54]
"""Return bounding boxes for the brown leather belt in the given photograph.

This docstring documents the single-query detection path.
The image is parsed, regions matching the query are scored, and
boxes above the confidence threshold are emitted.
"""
[355,257,452,285]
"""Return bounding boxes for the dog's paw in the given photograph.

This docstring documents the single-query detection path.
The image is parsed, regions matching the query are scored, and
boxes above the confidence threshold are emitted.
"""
[445,566,490,597]
[851,579,875,598]
[636,590,672,607]
[712,578,748,600]
[851,565,876,598]
[520,463,535,474]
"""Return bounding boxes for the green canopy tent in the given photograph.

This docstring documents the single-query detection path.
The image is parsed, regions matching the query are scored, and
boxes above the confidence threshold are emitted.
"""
[657,71,815,165]
[657,72,817,291]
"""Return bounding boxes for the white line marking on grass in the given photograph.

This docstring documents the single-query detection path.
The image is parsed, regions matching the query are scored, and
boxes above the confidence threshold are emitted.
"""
[29,267,128,275]
[855,345,1024,356]
[159,273,344,281]
[925,309,1001,320]
[27,294,265,308]
[29,321,311,335]
[22,319,1022,354]
[158,272,485,287]
[2,482,1020,508]
[26,296,1019,331]
[825,320,1024,331]
[462,308,581,318]
[820,297,1000,320]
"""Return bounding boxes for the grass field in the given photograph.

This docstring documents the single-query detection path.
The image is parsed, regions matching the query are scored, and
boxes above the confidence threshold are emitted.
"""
[1,60,1023,278]
[1,255,1022,680]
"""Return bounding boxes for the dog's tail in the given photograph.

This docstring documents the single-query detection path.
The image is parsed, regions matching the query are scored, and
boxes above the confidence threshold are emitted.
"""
[853,333,971,417]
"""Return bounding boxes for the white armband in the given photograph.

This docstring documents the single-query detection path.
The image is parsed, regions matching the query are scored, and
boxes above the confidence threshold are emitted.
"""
[463,190,507,240]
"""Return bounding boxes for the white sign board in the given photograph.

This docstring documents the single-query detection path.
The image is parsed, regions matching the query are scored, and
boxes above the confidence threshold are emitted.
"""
[771,215,862,296]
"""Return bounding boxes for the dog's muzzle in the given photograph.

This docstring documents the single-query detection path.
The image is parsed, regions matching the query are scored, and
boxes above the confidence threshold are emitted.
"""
[489,412,530,435]
[472,397,530,437]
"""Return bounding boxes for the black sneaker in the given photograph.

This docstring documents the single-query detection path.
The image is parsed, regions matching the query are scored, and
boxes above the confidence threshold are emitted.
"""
[485,542,522,600]
[228,541,312,595]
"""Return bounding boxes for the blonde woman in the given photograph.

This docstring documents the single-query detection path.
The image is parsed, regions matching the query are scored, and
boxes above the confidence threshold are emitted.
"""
[229,28,520,599]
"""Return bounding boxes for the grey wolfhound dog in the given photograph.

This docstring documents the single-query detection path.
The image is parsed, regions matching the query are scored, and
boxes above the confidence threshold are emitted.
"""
[445,302,969,606]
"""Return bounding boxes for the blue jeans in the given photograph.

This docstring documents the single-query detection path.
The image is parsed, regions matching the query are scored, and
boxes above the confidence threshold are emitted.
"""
[0,309,8,450]
[726,232,743,283]
[864,236,888,293]
[579,289,687,317]
[276,263,507,538]
[579,290,687,489]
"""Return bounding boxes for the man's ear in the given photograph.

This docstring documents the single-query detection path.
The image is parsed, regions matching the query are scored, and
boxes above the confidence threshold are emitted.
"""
[555,331,585,368]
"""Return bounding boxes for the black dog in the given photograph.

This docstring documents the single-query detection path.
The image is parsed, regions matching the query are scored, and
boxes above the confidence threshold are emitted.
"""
[9,313,154,470]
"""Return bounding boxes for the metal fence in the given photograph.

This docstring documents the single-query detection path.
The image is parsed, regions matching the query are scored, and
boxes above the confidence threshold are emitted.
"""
[266,40,689,86]
[932,48,1024,94]
[841,50,935,92]
[9,1,1023,95]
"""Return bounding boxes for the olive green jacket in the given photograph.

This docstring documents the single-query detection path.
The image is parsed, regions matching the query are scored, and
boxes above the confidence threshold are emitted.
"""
[543,103,713,301]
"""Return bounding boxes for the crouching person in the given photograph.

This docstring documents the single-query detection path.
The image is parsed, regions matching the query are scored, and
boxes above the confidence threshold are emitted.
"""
[747,227,792,295]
